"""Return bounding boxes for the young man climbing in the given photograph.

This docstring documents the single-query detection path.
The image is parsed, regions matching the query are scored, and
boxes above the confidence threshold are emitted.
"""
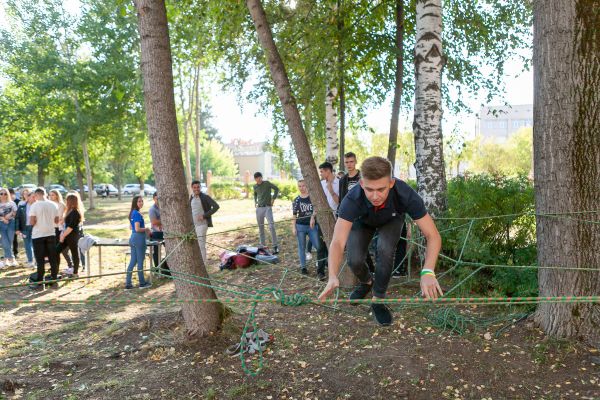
[318,156,443,326]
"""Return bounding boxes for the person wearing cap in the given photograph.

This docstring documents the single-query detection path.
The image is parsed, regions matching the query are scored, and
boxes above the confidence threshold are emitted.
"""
[318,156,442,326]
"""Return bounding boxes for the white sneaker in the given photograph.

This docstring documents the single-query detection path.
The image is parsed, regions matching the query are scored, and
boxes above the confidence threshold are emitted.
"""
[8,259,18,267]
[305,253,312,261]
[0,261,5,269]
[26,262,36,268]
[63,267,74,276]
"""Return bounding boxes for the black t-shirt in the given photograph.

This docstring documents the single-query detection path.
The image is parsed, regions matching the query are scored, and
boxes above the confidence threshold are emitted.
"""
[346,173,360,192]
[64,210,82,231]
[337,178,427,228]
[292,195,314,225]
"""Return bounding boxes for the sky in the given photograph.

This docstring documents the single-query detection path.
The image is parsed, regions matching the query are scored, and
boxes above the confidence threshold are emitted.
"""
[1,1,534,145]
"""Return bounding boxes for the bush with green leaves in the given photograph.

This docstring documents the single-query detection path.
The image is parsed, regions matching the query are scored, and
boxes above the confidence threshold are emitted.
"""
[435,174,537,297]
[209,182,242,200]
[270,179,299,202]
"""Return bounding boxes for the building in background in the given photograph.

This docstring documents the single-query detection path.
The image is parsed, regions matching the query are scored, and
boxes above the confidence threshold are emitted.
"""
[225,140,280,180]
[479,104,533,142]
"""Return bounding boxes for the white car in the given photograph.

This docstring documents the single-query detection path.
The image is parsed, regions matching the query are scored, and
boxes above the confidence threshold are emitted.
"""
[123,184,140,195]
[123,183,157,196]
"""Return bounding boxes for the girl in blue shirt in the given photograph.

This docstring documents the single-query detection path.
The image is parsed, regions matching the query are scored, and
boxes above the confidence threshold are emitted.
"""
[126,195,151,289]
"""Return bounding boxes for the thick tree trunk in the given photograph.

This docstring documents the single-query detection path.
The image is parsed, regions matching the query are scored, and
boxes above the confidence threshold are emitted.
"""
[245,0,336,245]
[82,139,95,210]
[387,0,405,171]
[533,0,600,341]
[134,0,221,336]
[325,86,339,168]
[412,0,447,214]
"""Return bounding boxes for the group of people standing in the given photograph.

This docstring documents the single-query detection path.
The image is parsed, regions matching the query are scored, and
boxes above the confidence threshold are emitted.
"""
[0,186,85,289]
[125,180,220,289]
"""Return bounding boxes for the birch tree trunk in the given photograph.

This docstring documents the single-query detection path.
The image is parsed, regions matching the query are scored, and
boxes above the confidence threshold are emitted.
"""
[134,0,221,336]
[325,86,339,168]
[82,139,95,210]
[387,0,405,171]
[533,0,600,341]
[337,0,345,165]
[245,0,336,246]
[412,0,447,214]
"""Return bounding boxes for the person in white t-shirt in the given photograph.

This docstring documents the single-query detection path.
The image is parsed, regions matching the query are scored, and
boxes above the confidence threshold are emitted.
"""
[29,188,60,289]
[313,161,340,281]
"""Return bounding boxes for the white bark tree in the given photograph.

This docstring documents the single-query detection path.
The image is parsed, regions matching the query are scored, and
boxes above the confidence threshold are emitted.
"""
[412,0,447,214]
[325,86,339,168]
[533,0,600,341]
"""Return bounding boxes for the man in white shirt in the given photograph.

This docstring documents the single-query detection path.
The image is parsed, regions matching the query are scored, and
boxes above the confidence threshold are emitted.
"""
[190,180,220,264]
[29,188,60,289]
[313,162,340,281]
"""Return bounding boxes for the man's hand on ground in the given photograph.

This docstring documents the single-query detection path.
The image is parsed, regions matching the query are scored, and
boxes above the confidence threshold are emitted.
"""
[318,277,340,301]
[420,275,443,300]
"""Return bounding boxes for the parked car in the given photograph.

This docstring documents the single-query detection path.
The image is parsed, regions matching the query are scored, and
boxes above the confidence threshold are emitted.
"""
[122,184,140,195]
[14,183,38,193]
[47,184,68,197]
[143,184,157,195]
[94,184,118,198]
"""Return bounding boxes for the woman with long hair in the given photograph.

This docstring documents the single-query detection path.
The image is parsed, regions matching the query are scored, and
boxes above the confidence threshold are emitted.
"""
[49,189,73,269]
[0,187,18,268]
[126,195,151,289]
[58,193,85,277]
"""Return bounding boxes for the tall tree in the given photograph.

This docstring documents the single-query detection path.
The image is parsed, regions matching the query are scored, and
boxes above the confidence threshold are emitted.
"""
[133,0,221,336]
[533,0,600,340]
[245,0,336,246]
[412,0,447,213]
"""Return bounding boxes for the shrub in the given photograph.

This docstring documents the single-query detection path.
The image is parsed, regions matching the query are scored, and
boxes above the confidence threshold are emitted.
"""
[209,182,242,200]
[270,179,299,202]
[436,174,537,296]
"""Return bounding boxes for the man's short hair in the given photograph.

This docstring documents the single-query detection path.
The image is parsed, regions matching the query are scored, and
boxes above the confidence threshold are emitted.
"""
[34,187,46,195]
[344,152,357,159]
[191,180,201,186]
[253,172,263,179]
[153,192,158,198]
[361,156,392,180]
[8,188,15,195]
[318,162,333,172]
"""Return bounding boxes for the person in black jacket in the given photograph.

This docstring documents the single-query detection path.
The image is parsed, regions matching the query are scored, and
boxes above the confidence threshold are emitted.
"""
[15,189,35,267]
[190,180,220,263]
[57,193,85,277]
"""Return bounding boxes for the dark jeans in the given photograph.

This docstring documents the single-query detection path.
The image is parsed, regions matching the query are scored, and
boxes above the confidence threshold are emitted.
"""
[150,231,169,273]
[12,231,18,256]
[32,235,59,283]
[55,228,73,268]
[394,223,408,274]
[56,230,82,274]
[346,217,405,298]
[316,225,327,275]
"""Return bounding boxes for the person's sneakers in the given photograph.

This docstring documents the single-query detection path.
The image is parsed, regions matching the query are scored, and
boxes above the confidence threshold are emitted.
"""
[29,283,43,291]
[139,282,152,289]
[301,268,308,275]
[317,272,327,281]
[26,261,36,268]
[349,282,373,304]
[125,285,134,290]
[370,303,393,326]
[7,259,18,267]
[305,252,312,261]
[272,246,279,255]
[63,267,74,277]
[0,261,5,269]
